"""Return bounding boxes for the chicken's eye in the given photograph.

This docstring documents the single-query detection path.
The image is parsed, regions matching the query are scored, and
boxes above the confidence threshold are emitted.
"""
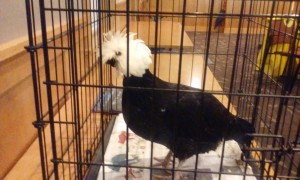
[115,51,122,56]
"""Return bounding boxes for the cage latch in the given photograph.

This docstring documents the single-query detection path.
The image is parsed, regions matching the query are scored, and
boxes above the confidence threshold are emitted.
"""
[287,141,300,153]
[44,80,58,85]
[51,158,63,163]
[32,120,46,128]
[86,149,92,163]
[241,134,287,163]
[24,45,42,52]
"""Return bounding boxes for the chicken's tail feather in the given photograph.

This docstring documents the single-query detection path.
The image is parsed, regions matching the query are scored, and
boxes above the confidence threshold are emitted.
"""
[236,118,255,133]
[230,118,255,147]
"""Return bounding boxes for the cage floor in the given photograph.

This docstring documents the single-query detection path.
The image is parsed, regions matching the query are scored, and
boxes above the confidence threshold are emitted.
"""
[97,114,257,180]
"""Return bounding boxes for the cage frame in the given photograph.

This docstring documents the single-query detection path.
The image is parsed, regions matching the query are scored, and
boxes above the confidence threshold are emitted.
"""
[24,0,300,179]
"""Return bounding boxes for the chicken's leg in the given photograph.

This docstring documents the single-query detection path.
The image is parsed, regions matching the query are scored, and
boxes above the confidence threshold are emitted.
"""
[175,160,185,180]
[153,152,186,179]
[153,150,173,168]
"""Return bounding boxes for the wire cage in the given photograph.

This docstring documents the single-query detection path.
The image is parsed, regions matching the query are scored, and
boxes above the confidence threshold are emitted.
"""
[25,0,300,179]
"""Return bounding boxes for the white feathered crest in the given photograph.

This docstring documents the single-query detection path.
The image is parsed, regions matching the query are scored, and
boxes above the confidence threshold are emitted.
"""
[101,31,152,77]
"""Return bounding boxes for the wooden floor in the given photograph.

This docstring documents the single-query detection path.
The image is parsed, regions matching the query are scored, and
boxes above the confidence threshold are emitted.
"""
[5,88,102,180]
[4,57,106,179]
[127,21,194,49]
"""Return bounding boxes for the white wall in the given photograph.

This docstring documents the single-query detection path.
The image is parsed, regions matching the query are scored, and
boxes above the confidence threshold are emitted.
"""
[0,0,30,45]
[0,0,83,46]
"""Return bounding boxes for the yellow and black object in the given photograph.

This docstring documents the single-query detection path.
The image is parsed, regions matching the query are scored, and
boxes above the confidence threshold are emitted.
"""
[257,17,300,78]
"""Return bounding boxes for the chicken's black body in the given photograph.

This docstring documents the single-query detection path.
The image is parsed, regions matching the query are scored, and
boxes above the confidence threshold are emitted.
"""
[122,69,255,161]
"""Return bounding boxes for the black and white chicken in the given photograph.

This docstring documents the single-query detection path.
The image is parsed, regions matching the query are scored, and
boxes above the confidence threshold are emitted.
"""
[102,31,255,169]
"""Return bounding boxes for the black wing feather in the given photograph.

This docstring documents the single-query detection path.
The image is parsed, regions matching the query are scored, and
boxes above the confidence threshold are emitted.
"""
[122,70,254,160]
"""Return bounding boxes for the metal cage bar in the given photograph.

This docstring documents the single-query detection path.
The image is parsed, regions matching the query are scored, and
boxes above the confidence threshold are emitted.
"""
[24,0,300,179]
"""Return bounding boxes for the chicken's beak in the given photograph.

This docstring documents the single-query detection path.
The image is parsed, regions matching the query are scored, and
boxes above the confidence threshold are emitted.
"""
[106,58,117,67]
